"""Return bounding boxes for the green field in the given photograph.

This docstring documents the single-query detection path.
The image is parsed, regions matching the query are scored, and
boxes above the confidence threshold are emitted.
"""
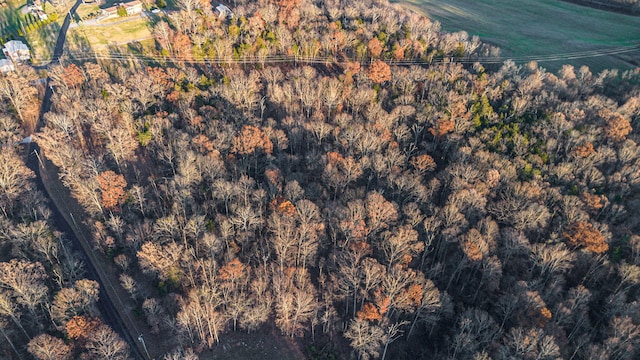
[75,4,101,20]
[1,0,65,62]
[394,0,640,72]
[66,17,152,49]
[24,22,60,62]
[0,0,27,41]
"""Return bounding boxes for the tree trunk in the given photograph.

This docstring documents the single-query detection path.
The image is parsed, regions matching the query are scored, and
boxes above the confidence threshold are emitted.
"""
[381,337,391,360]
[0,326,23,360]
[407,307,422,340]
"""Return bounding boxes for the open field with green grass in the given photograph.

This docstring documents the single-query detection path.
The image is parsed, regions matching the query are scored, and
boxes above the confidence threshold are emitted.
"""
[24,22,60,62]
[1,0,64,62]
[75,3,101,20]
[1,0,28,42]
[66,16,152,49]
[394,0,640,72]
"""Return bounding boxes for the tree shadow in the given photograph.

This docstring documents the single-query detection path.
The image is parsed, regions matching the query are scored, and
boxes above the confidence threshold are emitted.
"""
[0,0,26,42]
[65,28,94,61]
[104,42,145,69]
[144,10,165,28]
[25,21,62,63]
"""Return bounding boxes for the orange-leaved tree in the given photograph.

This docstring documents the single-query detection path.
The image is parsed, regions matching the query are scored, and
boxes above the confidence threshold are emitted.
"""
[232,125,274,156]
[61,64,85,89]
[97,170,127,211]
[604,111,632,141]
[270,196,296,217]
[563,221,608,254]
[429,118,455,138]
[410,154,437,173]
[368,37,383,59]
[368,60,392,84]
[357,302,382,322]
[65,315,100,341]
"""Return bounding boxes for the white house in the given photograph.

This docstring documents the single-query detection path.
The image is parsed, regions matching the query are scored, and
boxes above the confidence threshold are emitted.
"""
[35,10,48,20]
[2,40,30,63]
[101,5,118,17]
[215,4,232,19]
[0,59,15,73]
[101,6,118,18]
[124,0,143,15]
[100,0,142,20]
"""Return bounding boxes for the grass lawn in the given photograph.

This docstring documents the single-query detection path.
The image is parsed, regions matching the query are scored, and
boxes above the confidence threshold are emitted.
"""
[24,21,59,62]
[75,3,100,20]
[1,0,66,62]
[0,0,27,40]
[66,16,152,49]
[394,0,640,72]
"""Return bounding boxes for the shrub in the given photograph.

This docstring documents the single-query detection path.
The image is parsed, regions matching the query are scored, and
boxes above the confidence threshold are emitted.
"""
[136,129,153,147]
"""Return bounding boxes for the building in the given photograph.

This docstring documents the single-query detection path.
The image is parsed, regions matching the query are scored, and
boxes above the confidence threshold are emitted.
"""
[100,0,142,20]
[101,5,118,17]
[124,0,142,15]
[35,10,48,20]
[2,40,30,63]
[0,59,15,73]
[215,4,232,19]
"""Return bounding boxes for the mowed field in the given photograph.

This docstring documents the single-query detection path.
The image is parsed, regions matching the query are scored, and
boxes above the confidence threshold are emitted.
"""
[66,17,152,50]
[394,0,640,72]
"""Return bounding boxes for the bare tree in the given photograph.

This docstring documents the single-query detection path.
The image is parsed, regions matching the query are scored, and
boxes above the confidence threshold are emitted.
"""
[84,324,130,360]
[0,149,34,217]
[0,72,38,129]
[0,259,48,322]
[27,333,72,360]
[273,267,318,337]
[379,225,423,268]
[50,279,100,325]
[344,318,385,360]
[176,287,225,348]
[498,327,561,360]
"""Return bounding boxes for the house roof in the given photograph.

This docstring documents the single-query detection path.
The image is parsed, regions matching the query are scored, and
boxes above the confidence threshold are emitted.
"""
[3,40,29,54]
[124,0,142,6]
[216,4,231,12]
[103,1,140,12]
[0,59,14,71]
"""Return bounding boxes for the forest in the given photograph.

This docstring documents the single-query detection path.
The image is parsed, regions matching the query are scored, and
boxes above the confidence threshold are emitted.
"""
[1,0,640,359]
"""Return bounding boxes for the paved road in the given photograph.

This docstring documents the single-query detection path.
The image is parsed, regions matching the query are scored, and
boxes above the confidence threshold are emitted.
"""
[32,2,151,359]
[32,0,83,70]
[52,0,83,63]
[25,147,148,360]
